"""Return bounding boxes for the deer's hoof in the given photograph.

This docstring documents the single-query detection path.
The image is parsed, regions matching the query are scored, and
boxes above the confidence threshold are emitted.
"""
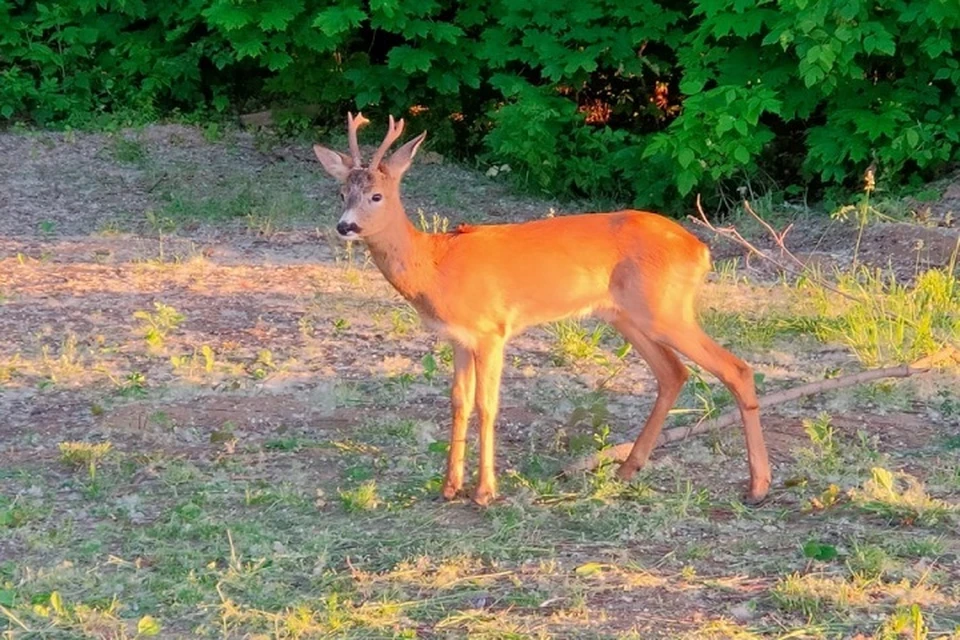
[744,484,771,507]
[472,486,497,507]
[615,463,638,482]
[441,481,463,501]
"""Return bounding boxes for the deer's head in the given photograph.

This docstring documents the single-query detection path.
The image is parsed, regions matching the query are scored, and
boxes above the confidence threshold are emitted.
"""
[314,113,427,240]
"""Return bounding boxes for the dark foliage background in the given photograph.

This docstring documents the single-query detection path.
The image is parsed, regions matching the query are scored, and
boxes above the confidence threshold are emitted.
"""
[3,0,958,209]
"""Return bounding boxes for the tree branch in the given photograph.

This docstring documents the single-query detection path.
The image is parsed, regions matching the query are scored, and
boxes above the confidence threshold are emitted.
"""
[563,349,956,476]
[688,194,864,305]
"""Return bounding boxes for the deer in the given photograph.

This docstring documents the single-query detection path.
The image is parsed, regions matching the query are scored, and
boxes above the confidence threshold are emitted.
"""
[313,113,771,506]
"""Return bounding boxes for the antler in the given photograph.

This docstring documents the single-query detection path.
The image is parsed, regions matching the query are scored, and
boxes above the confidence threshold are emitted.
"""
[369,115,405,170]
[347,112,370,166]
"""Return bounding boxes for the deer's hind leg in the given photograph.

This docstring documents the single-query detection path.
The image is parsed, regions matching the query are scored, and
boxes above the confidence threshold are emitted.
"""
[654,324,771,503]
[612,277,771,503]
[610,317,689,481]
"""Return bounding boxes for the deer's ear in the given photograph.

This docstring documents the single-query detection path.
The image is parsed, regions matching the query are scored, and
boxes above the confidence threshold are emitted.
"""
[313,145,353,182]
[381,131,427,179]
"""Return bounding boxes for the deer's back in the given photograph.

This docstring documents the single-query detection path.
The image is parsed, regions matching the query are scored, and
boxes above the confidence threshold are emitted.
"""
[421,211,710,336]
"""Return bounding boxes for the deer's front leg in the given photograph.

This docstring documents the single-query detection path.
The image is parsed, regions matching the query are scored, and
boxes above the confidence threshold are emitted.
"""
[442,343,476,500]
[473,336,505,506]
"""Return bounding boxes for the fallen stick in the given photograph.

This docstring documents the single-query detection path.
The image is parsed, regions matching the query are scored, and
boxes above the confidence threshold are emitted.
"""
[563,346,957,475]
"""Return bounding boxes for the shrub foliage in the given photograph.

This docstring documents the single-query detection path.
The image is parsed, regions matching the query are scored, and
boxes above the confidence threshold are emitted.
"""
[2,0,958,207]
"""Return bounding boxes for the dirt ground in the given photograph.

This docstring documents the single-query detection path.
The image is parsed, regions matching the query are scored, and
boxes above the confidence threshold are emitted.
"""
[0,125,958,638]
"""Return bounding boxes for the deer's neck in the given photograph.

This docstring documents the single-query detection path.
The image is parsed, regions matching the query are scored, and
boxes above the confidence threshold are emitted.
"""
[364,213,438,305]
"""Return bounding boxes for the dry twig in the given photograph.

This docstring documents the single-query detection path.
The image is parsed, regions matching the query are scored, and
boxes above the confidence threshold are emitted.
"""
[563,340,957,475]
[689,194,862,304]
[565,347,957,475]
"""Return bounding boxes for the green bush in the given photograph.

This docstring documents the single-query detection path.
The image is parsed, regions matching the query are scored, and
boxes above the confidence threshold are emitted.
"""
[484,85,631,199]
[2,0,958,208]
[0,1,214,126]
[672,0,960,200]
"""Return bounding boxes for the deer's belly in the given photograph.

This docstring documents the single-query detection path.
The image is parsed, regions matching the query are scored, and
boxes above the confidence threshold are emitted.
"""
[421,317,479,349]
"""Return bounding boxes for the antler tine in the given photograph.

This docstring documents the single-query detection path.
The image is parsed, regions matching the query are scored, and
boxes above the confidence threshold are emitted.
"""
[369,115,405,170]
[347,112,369,166]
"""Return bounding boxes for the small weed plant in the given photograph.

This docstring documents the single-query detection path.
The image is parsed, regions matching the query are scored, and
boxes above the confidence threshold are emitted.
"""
[58,441,112,482]
[548,319,608,367]
[851,467,955,526]
[134,303,185,353]
[339,481,380,512]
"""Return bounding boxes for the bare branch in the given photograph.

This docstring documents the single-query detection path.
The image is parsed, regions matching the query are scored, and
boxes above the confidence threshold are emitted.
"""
[690,194,865,305]
[564,346,957,475]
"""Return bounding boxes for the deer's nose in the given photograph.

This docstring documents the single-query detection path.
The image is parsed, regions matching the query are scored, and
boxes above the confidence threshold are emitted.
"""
[337,221,361,236]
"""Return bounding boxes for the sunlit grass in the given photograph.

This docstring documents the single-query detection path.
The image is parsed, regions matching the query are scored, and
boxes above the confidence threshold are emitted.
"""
[850,467,956,526]
[546,319,613,366]
[808,264,959,366]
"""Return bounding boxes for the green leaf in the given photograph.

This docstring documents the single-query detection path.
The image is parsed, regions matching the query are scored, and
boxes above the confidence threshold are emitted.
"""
[677,147,695,169]
[677,170,698,195]
[231,31,266,60]
[874,33,896,56]
[799,59,825,87]
[260,1,303,31]
[863,28,895,56]
[355,87,382,107]
[203,2,254,31]
[312,5,366,36]
[564,49,599,75]
[734,145,750,164]
[427,71,460,95]
[428,22,464,44]
[615,341,632,359]
[387,46,435,74]
[421,352,437,374]
[0,589,14,607]
[818,44,836,68]
[716,115,736,134]
[803,540,838,561]
[905,128,920,148]
[679,74,707,95]
[370,0,399,18]
[837,0,860,20]
[763,28,794,50]
[264,50,293,70]
[921,35,951,59]
[490,73,529,97]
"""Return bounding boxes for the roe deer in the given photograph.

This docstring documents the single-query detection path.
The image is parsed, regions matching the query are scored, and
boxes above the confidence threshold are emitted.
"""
[313,114,771,506]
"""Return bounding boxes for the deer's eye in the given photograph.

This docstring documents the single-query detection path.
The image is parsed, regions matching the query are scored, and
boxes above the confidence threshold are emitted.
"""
[339,192,345,201]
[371,193,383,202]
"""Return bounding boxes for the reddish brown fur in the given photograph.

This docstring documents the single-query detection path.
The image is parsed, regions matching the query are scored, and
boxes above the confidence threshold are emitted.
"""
[314,115,771,506]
